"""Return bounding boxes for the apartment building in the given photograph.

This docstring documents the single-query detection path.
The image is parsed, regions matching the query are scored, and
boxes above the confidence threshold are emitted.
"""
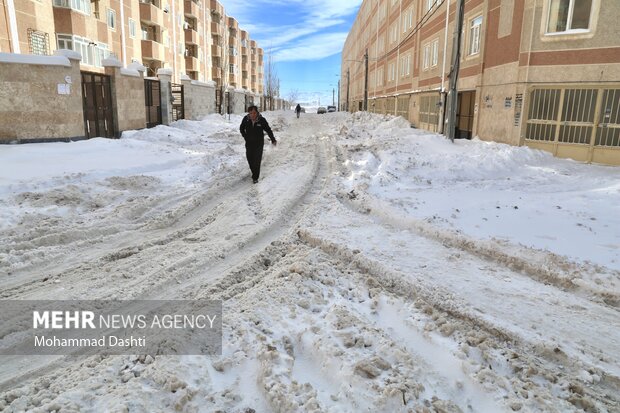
[0,0,264,102]
[342,0,620,165]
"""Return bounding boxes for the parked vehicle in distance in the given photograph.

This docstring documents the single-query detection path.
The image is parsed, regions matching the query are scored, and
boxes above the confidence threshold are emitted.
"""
[327,106,336,112]
[317,107,327,114]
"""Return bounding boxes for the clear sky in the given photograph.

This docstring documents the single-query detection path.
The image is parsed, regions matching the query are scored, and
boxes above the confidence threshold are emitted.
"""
[218,0,362,107]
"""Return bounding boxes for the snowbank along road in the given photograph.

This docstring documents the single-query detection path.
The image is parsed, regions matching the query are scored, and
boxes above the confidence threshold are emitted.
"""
[0,111,619,412]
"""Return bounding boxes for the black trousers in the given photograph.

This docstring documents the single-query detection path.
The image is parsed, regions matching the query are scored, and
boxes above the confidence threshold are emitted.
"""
[245,142,264,180]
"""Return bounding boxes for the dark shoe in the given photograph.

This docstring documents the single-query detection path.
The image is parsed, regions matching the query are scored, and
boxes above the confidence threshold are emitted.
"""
[253,179,258,183]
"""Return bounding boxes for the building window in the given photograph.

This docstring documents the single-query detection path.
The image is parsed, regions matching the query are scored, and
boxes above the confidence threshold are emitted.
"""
[377,67,384,86]
[229,64,236,74]
[388,62,396,82]
[431,39,439,66]
[402,8,413,33]
[53,0,91,15]
[107,9,116,30]
[379,3,387,21]
[57,34,73,51]
[469,15,483,55]
[425,0,437,12]
[390,24,398,44]
[56,34,109,67]
[129,19,136,38]
[28,29,50,55]
[400,54,410,77]
[423,43,430,69]
[547,0,593,33]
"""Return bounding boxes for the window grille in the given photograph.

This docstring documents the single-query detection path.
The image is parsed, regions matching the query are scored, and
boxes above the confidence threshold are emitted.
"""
[525,87,620,147]
[28,29,49,55]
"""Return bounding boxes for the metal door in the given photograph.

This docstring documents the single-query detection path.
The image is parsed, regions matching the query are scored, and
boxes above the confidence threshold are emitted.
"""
[144,78,162,128]
[171,83,184,121]
[456,91,475,139]
[81,72,115,138]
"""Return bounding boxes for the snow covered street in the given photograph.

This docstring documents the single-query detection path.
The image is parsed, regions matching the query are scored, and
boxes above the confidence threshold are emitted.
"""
[1,111,619,412]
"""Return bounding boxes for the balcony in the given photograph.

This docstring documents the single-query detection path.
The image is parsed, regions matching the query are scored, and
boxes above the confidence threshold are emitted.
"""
[211,45,221,57]
[140,2,163,26]
[228,55,237,64]
[184,28,198,44]
[229,73,236,83]
[210,0,223,18]
[185,56,199,71]
[212,67,221,79]
[53,7,89,38]
[211,21,220,34]
[141,39,165,61]
[184,0,199,18]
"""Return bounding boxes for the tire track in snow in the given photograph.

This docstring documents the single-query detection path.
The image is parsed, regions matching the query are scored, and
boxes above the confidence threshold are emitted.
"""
[0,116,336,394]
[296,224,620,412]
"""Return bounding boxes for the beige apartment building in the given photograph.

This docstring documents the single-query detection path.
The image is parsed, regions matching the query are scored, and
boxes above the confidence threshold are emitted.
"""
[0,0,264,104]
[343,0,620,165]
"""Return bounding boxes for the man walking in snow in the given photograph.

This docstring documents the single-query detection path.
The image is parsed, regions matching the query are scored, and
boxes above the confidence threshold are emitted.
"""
[239,105,277,183]
[295,103,301,118]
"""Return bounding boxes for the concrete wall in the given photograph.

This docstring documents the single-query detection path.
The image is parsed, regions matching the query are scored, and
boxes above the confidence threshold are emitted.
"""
[231,89,247,114]
[104,58,147,134]
[0,50,84,142]
[181,77,217,120]
[476,61,522,145]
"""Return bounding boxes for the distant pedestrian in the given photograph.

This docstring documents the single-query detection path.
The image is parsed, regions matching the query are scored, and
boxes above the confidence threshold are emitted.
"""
[239,105,277,183]
[295,104,301,118]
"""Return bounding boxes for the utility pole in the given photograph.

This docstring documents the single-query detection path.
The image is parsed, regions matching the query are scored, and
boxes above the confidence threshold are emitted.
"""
[332,88,335,106]
[337,79,340,111]
[447,0,465,142]
[364,48,369,111]
[346,68,350,112]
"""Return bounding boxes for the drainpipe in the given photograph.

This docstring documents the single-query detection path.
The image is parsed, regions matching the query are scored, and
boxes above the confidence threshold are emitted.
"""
[6,0,20,53]
[171,0,177,82]
[203,1,208,81]
[394,0,402,115]
[119,0,127,66]
[373,0,379,103]
[439,0,451,133]
[520,0,537,147]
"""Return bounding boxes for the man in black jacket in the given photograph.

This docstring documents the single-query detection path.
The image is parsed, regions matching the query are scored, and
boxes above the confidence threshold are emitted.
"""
[239,105,277,183]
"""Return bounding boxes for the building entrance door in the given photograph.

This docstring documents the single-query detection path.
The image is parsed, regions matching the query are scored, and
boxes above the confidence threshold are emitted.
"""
[456,91,475,139]
[81,72,115,138]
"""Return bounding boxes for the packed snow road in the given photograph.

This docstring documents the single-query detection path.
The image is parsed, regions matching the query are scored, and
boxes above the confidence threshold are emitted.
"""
[0,111,619,412]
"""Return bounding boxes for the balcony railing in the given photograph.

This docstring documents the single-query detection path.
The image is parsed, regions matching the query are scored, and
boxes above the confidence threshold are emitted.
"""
[184,0,199,18]
[141,39,164,61]
[185,56,199,71]
[184,28,198,44]
[139,2,164,26]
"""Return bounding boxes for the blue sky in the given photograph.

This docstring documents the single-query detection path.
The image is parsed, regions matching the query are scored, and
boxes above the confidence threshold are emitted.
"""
[218,0,362,106]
